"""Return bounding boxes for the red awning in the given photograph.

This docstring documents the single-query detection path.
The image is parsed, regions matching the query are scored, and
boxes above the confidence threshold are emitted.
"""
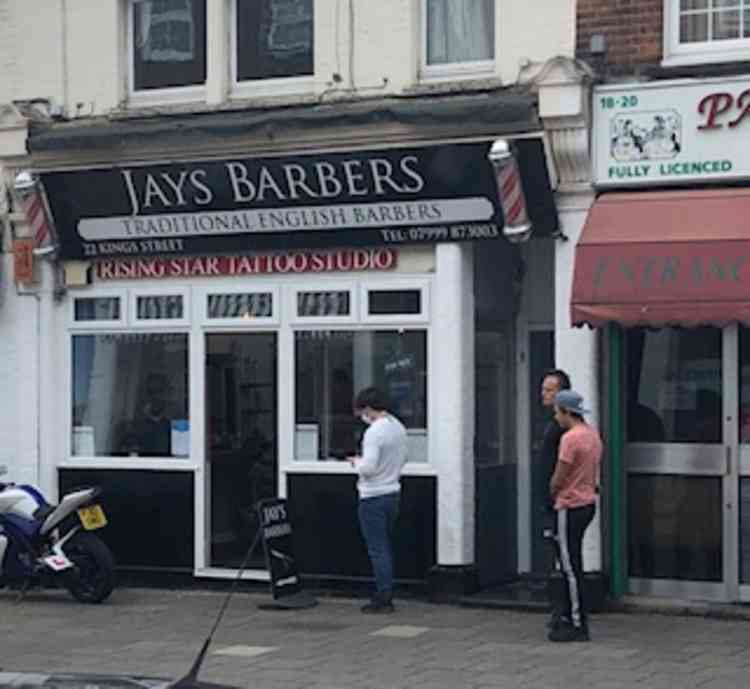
[571,189,750,328]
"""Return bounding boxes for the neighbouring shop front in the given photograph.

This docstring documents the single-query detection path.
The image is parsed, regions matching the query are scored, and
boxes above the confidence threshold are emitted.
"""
[25,94,559,592]
[573,75,750,602]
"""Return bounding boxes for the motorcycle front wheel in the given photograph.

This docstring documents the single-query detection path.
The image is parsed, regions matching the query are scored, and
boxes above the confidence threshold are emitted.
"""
[63,531,115,603]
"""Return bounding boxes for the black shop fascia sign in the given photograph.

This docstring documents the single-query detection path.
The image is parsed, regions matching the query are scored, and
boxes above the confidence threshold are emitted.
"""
[41,138,557,260]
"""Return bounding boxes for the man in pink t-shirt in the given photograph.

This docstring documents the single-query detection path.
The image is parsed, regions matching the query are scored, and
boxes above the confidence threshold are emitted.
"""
[548,390,602,643]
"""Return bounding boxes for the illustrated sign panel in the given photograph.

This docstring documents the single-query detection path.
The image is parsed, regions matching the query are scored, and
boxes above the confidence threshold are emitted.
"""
[40,139,557,260]
[593,77,750,187]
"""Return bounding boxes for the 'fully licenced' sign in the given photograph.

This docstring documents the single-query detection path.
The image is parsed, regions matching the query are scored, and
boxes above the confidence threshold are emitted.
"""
[593,76,750,187]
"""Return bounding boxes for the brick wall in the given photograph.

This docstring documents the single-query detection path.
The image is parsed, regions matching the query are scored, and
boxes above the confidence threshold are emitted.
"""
[577,0,663,75]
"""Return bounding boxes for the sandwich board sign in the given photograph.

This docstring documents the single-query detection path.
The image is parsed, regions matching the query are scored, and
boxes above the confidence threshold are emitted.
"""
[256,498,317,609]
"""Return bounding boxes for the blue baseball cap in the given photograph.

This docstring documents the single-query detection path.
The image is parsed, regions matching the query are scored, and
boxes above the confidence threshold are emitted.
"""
[554,390,590,415]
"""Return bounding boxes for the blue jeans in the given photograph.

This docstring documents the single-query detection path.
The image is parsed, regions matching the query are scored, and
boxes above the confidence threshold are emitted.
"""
[358,492,400,601]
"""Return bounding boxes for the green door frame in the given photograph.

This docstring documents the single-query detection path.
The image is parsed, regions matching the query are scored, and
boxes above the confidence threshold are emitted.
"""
[608,324,626,598]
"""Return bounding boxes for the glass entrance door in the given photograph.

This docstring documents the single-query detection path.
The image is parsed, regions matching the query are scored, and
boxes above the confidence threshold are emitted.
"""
[205,333,277,569]
[623,324,750,601]
[625,327,727,599]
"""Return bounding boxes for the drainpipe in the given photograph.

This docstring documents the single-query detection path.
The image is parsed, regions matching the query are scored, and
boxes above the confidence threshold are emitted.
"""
[15,287,42,488]
[61,0,70,117]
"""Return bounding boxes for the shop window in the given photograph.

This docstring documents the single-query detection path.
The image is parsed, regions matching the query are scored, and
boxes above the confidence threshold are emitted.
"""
[423,0,495,75]
[207,292,274,320]
[294,330,428,462]
[368,290,421,316]
[234,0,314,82]
[626,328,722,444]
[131,0,207,92]
[74,297,121,322]
[664,0,750,65]
[297,290,350,317]
[71,333,189,458]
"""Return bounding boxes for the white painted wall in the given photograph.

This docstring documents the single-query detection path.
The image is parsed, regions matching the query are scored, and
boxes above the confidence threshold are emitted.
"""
[498,0,576,84]
[0,0,575,118]
[555,190,601,572]
[433,243,475,565]
[0,255,50,489]
[0,0,65,109]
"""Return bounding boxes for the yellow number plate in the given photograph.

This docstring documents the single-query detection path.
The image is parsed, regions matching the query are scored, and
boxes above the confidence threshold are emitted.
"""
[77,504,107,530]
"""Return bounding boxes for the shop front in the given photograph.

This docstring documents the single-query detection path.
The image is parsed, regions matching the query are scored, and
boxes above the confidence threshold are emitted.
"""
[26,97,559,592]
[573,75,750,601]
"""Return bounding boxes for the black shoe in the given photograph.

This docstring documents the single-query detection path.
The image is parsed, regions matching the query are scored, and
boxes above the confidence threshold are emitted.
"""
[361,600,395,614]
[548,623,589,642]
[546,609,571,630]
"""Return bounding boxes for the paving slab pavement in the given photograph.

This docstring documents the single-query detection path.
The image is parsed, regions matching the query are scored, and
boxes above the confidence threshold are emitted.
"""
[1,588,750,689]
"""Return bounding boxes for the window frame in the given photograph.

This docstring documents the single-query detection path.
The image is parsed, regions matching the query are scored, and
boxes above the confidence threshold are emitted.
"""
[419,0,496,81]
[288,282,358,325]
[69,289,127,330]
[126,0,208,107]
[198,284,281,327]
[229,0,315,100]
[130,286,192,327]
[359,278,431,325]
[663,0,750,67]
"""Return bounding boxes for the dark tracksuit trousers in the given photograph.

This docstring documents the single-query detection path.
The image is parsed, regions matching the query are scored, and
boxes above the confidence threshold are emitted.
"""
[555,503,595,629]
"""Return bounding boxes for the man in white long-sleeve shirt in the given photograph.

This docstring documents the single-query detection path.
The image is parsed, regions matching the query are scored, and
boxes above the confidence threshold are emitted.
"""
[348,387,407,613]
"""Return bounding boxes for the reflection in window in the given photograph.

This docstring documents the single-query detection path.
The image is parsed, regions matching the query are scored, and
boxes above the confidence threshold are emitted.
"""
[626,328,721,443]
[72,334,189,457]
[236,0,314,81]
[297,291,350,317]
[628,474,722,581]
[294,330,427,461]
[133,0,207,90]
[207,293,273,319]
[137,295,184,319]
[74,297,120,321]
[426,0,494,66]
[679,0,748,44]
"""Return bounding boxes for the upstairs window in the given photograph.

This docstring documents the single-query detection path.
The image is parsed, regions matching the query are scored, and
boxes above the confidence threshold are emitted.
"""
[131,0,207,91]
[665,0,750,64]
[423,0,494,76]
[235,0,314,83]
[679,0,749,43]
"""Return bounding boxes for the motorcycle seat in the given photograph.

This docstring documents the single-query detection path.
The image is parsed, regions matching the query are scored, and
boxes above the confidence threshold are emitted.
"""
[33,504,56,524]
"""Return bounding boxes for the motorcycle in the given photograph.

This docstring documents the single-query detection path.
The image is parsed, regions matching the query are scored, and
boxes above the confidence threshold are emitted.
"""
[0,465,115,603]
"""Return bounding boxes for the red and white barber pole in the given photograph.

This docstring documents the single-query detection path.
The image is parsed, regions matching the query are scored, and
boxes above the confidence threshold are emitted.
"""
[488,140,532,243]
[14,171,54,250]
